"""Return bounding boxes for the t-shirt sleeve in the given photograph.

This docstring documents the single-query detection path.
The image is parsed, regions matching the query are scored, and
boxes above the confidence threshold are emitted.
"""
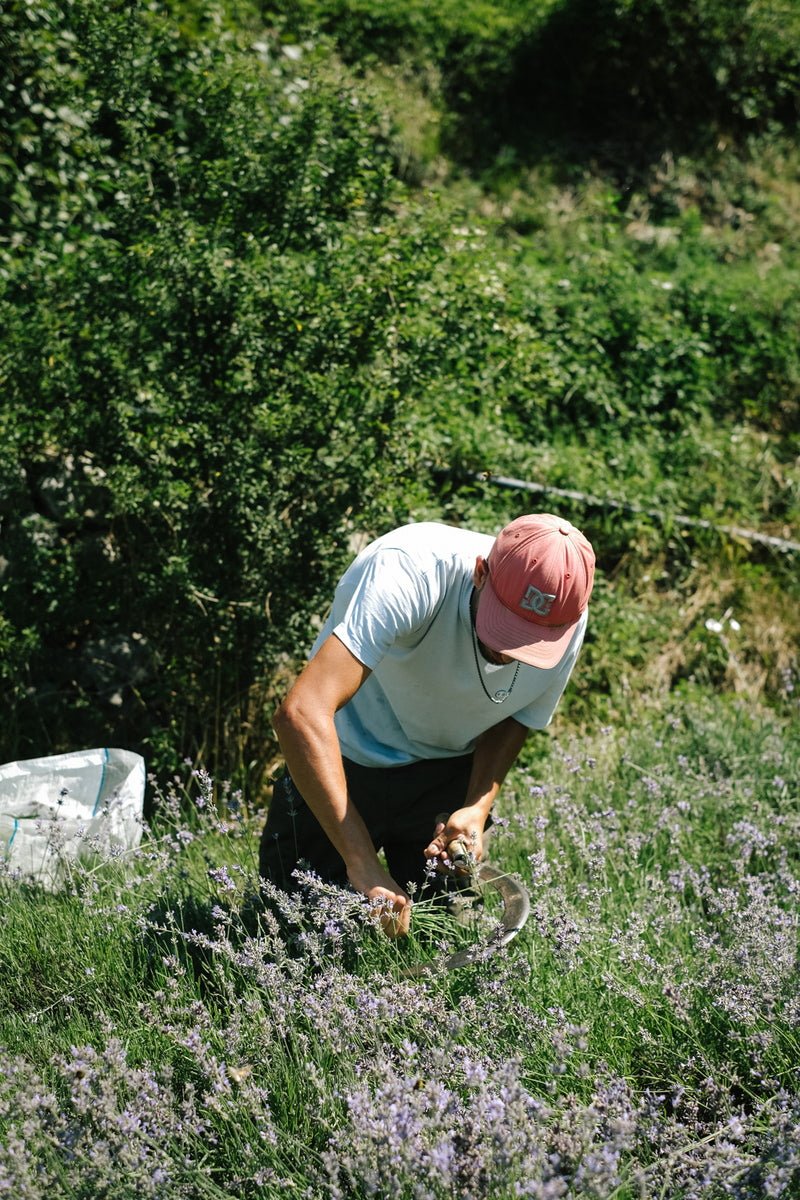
[331,547,440,671]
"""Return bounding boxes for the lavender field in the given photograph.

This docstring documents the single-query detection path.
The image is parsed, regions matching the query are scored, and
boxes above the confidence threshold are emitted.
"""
[1,688,798,1199]
[2,0,799,1193]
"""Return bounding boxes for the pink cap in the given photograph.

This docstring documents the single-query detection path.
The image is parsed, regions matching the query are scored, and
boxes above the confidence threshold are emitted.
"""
[475,514,595,669]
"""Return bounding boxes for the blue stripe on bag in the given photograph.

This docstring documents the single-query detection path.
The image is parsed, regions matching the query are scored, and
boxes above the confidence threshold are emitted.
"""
[8,818,19,848]
[92,748,110,816]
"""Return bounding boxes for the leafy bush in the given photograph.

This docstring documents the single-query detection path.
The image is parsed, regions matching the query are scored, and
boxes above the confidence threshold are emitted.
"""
[1,0,798,789]
[0,0,446,782]
[273,0,800,162]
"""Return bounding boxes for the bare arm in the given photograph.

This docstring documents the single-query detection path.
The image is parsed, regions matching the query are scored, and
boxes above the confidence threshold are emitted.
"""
[424,715,529,865]
[271,633,411,933]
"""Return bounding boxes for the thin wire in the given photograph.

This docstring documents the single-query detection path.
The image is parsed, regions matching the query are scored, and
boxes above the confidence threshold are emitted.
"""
[472,472,800,556]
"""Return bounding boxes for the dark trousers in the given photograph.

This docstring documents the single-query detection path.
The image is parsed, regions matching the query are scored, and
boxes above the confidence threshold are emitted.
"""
[259,754,475,894]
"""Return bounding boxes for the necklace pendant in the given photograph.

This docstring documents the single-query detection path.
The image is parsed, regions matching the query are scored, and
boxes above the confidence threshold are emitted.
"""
[470,601,521,705]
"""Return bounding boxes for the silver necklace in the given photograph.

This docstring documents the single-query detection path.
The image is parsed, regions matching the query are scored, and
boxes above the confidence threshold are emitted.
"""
[470,618,521,704]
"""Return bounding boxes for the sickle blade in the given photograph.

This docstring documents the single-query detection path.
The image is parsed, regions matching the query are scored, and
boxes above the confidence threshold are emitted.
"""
[403,862,530,977]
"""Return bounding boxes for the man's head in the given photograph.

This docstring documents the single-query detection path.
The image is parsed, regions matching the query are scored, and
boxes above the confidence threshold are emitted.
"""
[474,513,595,669]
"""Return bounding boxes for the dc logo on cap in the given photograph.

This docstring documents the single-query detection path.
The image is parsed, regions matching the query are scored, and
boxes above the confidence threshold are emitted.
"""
[520,584,556,617]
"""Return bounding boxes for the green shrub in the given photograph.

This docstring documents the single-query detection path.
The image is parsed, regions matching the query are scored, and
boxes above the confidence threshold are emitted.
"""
[272,0,800,162]
[504,0,799,145]
[0,0,442,783]
[1,0,797,791]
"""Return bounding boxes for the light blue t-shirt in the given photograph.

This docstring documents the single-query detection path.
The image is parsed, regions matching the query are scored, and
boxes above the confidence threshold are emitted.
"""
[310,523,588,768]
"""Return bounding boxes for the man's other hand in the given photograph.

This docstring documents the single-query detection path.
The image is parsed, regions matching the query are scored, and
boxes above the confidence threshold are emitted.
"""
[348,862,412,938]
[424,806,485,874]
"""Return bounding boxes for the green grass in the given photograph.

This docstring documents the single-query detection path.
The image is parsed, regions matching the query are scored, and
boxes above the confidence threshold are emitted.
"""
[1,688,798,1196]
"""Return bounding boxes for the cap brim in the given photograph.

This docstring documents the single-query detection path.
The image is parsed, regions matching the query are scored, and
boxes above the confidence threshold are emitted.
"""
[475,579,580,670]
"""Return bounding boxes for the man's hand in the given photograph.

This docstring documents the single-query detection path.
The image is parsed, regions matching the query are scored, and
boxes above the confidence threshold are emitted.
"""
[424,806,486,874]
[273,636,413,936]
[348,861,412,939]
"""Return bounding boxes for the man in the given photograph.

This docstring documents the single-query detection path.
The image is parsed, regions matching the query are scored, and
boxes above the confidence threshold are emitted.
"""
[260,513,595,935]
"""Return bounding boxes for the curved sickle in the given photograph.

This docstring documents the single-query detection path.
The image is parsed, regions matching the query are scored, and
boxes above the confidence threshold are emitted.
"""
[404,862,530,977]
